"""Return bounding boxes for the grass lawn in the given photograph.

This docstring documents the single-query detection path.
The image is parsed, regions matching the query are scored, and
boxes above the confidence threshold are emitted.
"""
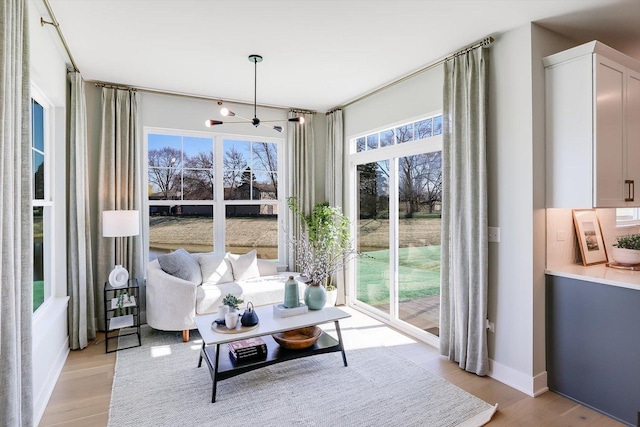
[34,280,44,311]
[357,245,441,306]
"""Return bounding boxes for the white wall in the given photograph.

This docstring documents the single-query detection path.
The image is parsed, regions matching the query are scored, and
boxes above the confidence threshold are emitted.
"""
[29,0,70,422]
[486,23,577,395]
[343,66,444,138]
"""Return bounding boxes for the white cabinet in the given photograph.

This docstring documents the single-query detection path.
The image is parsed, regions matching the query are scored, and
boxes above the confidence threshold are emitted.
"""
[545,41,640,208]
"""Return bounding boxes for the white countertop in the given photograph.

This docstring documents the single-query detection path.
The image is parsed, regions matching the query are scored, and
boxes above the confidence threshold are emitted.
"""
[545,264,640,291]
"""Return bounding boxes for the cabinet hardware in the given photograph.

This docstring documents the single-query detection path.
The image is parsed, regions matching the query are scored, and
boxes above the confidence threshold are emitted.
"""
[625,180,635,202]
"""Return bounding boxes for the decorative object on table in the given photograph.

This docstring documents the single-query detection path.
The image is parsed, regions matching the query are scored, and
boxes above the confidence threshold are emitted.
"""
[572,209,608,266]
[272,326,322,350]
[228,337,268,362]
[222,293,243,312]
[610,233,640,265]
[224,312,239,329]
[287,197,362,308]
[211,321,258,334]
[303,278,327,310]
[283,275,300,308]
[272,302,309,318]
[102,210,140,288]
[240,302,259,327]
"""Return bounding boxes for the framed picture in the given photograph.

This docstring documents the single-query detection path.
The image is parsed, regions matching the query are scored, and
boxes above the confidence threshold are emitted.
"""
[572,209,608,266]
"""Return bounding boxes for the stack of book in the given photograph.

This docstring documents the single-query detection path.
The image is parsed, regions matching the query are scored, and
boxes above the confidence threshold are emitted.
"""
[228,337,268,363]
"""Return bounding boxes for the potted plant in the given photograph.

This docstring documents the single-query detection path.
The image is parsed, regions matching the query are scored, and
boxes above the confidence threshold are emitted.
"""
[222,294,244,312]
[611,234,640,265]
[287,197,360,308]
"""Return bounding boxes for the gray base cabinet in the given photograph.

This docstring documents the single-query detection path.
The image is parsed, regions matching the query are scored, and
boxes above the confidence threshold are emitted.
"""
[546,275,640,426]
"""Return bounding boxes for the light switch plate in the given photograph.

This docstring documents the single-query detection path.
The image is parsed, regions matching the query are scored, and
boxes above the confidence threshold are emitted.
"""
[488,226,500,243]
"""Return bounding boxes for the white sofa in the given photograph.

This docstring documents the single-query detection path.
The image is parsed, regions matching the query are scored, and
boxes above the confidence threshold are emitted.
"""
[146,249,303,341]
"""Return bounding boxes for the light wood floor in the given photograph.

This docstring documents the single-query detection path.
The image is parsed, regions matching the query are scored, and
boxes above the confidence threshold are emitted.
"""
[39,306,625,427]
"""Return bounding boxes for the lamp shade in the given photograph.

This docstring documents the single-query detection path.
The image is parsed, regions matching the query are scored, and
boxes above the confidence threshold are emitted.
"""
[102,210,140,237]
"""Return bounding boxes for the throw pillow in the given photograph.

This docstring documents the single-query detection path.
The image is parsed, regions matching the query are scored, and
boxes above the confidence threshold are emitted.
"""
[228,249,261,281]
[198,253,234,285]
[157,248,202,283]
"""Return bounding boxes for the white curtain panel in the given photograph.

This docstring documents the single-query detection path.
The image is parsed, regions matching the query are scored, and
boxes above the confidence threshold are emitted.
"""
[0,0,34,424]
[287,111,315,268]
[67,72,95,350]
[440,47,490,376]
[96,88,142,331]
[325,109,347,304]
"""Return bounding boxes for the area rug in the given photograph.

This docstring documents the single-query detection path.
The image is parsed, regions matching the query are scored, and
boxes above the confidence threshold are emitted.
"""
[109,326,497,426]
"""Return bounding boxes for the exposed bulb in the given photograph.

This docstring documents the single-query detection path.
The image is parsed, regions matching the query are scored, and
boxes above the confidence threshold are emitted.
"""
[220,108,235,117]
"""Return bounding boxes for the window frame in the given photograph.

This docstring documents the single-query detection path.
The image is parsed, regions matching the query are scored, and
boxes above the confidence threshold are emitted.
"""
[347,111,443,346]
[143,127,286,264]
[31,84,54,313]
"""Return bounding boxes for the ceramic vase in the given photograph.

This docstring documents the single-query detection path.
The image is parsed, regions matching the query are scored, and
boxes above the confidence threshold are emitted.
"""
[284,276,300,308]
[304,283,327,310]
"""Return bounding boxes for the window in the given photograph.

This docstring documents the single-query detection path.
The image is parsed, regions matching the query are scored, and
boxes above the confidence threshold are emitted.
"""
[350,113,443,339]
[31,92,53,312]
[355,113,442,153]
[616,208,640,225]
[146,129,283,262]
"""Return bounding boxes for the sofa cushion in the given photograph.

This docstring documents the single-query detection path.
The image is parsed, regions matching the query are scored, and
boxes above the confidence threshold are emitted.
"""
[198,253,234,285]
[228,250,260,281]
[157,248,202,284]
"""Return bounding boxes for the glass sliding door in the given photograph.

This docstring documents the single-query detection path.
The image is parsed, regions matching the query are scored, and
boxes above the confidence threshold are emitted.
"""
[356,161,390,315]
[350,114,443,341]
[397,152,442,335]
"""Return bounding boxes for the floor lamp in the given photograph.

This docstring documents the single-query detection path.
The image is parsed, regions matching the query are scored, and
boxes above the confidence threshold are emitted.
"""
[102,210,140,288]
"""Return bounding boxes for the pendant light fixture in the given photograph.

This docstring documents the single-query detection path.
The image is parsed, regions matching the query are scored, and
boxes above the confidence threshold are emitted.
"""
[205,54,305,133]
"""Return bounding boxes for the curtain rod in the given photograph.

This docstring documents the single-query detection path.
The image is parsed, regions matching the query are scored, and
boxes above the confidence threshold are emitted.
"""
[41,0,79,72]
[90,81,316,114]
[335,36,494,110]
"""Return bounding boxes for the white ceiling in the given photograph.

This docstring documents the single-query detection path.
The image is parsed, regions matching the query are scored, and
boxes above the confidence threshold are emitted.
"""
[43,0,640,112]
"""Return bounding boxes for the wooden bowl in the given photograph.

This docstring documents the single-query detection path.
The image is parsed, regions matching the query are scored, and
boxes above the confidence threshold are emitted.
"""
[272,326,322,350]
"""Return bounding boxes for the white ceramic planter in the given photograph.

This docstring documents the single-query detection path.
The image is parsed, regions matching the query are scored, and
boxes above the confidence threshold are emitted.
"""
[610,247,640,265]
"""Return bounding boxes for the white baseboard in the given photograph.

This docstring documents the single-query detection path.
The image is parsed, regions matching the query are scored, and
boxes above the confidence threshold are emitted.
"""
[34,335,69,424]
[32,297,70,425]
[488,359,548,397]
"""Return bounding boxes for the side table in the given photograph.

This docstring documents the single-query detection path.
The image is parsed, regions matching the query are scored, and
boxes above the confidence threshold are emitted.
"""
[104,279,141,353]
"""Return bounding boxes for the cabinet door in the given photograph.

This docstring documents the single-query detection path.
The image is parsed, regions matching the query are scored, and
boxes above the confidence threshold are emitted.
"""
[594,55,625,207]
[626,68,640,205]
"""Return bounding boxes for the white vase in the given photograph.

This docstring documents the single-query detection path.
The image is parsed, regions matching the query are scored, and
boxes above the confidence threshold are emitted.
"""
[108,265,129,288]
[325,289,338,307]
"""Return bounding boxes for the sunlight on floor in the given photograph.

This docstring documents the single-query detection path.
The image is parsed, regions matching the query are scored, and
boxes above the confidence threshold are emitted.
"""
[150,345,172,358]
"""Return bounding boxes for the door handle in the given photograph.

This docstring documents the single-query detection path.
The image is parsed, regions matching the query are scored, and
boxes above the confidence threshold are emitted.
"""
[625,180,634,202]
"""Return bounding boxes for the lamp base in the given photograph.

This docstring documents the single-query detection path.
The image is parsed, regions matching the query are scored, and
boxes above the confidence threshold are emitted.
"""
[109,265,129,288]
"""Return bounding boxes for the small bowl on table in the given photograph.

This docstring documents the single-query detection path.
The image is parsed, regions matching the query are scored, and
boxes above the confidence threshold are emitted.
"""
[272,326,322,350]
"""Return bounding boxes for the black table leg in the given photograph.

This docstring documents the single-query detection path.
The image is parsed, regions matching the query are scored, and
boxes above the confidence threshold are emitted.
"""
[197,342,205,368]
[212,344,220,403]
[334,320,348,367]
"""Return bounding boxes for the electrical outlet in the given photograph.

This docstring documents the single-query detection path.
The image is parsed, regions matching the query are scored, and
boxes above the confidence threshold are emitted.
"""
[488,227,500,243]
[485,319,495,333]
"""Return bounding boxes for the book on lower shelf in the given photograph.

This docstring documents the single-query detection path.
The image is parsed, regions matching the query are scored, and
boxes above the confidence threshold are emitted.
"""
[273,303,309,318]
[228,337,268,362]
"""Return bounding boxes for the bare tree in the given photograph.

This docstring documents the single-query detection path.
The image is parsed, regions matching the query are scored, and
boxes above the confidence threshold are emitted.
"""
[399,152,442,217]
[223,146,247,199]
[253,142,278,198]
[183,151,214,200]
[148,147,181,199]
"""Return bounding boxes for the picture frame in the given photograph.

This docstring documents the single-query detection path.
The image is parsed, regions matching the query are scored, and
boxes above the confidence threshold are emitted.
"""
[572,209,608,266]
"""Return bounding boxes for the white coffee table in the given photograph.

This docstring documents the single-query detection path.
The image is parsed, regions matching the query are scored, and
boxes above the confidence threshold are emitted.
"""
[195,305,351,402]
